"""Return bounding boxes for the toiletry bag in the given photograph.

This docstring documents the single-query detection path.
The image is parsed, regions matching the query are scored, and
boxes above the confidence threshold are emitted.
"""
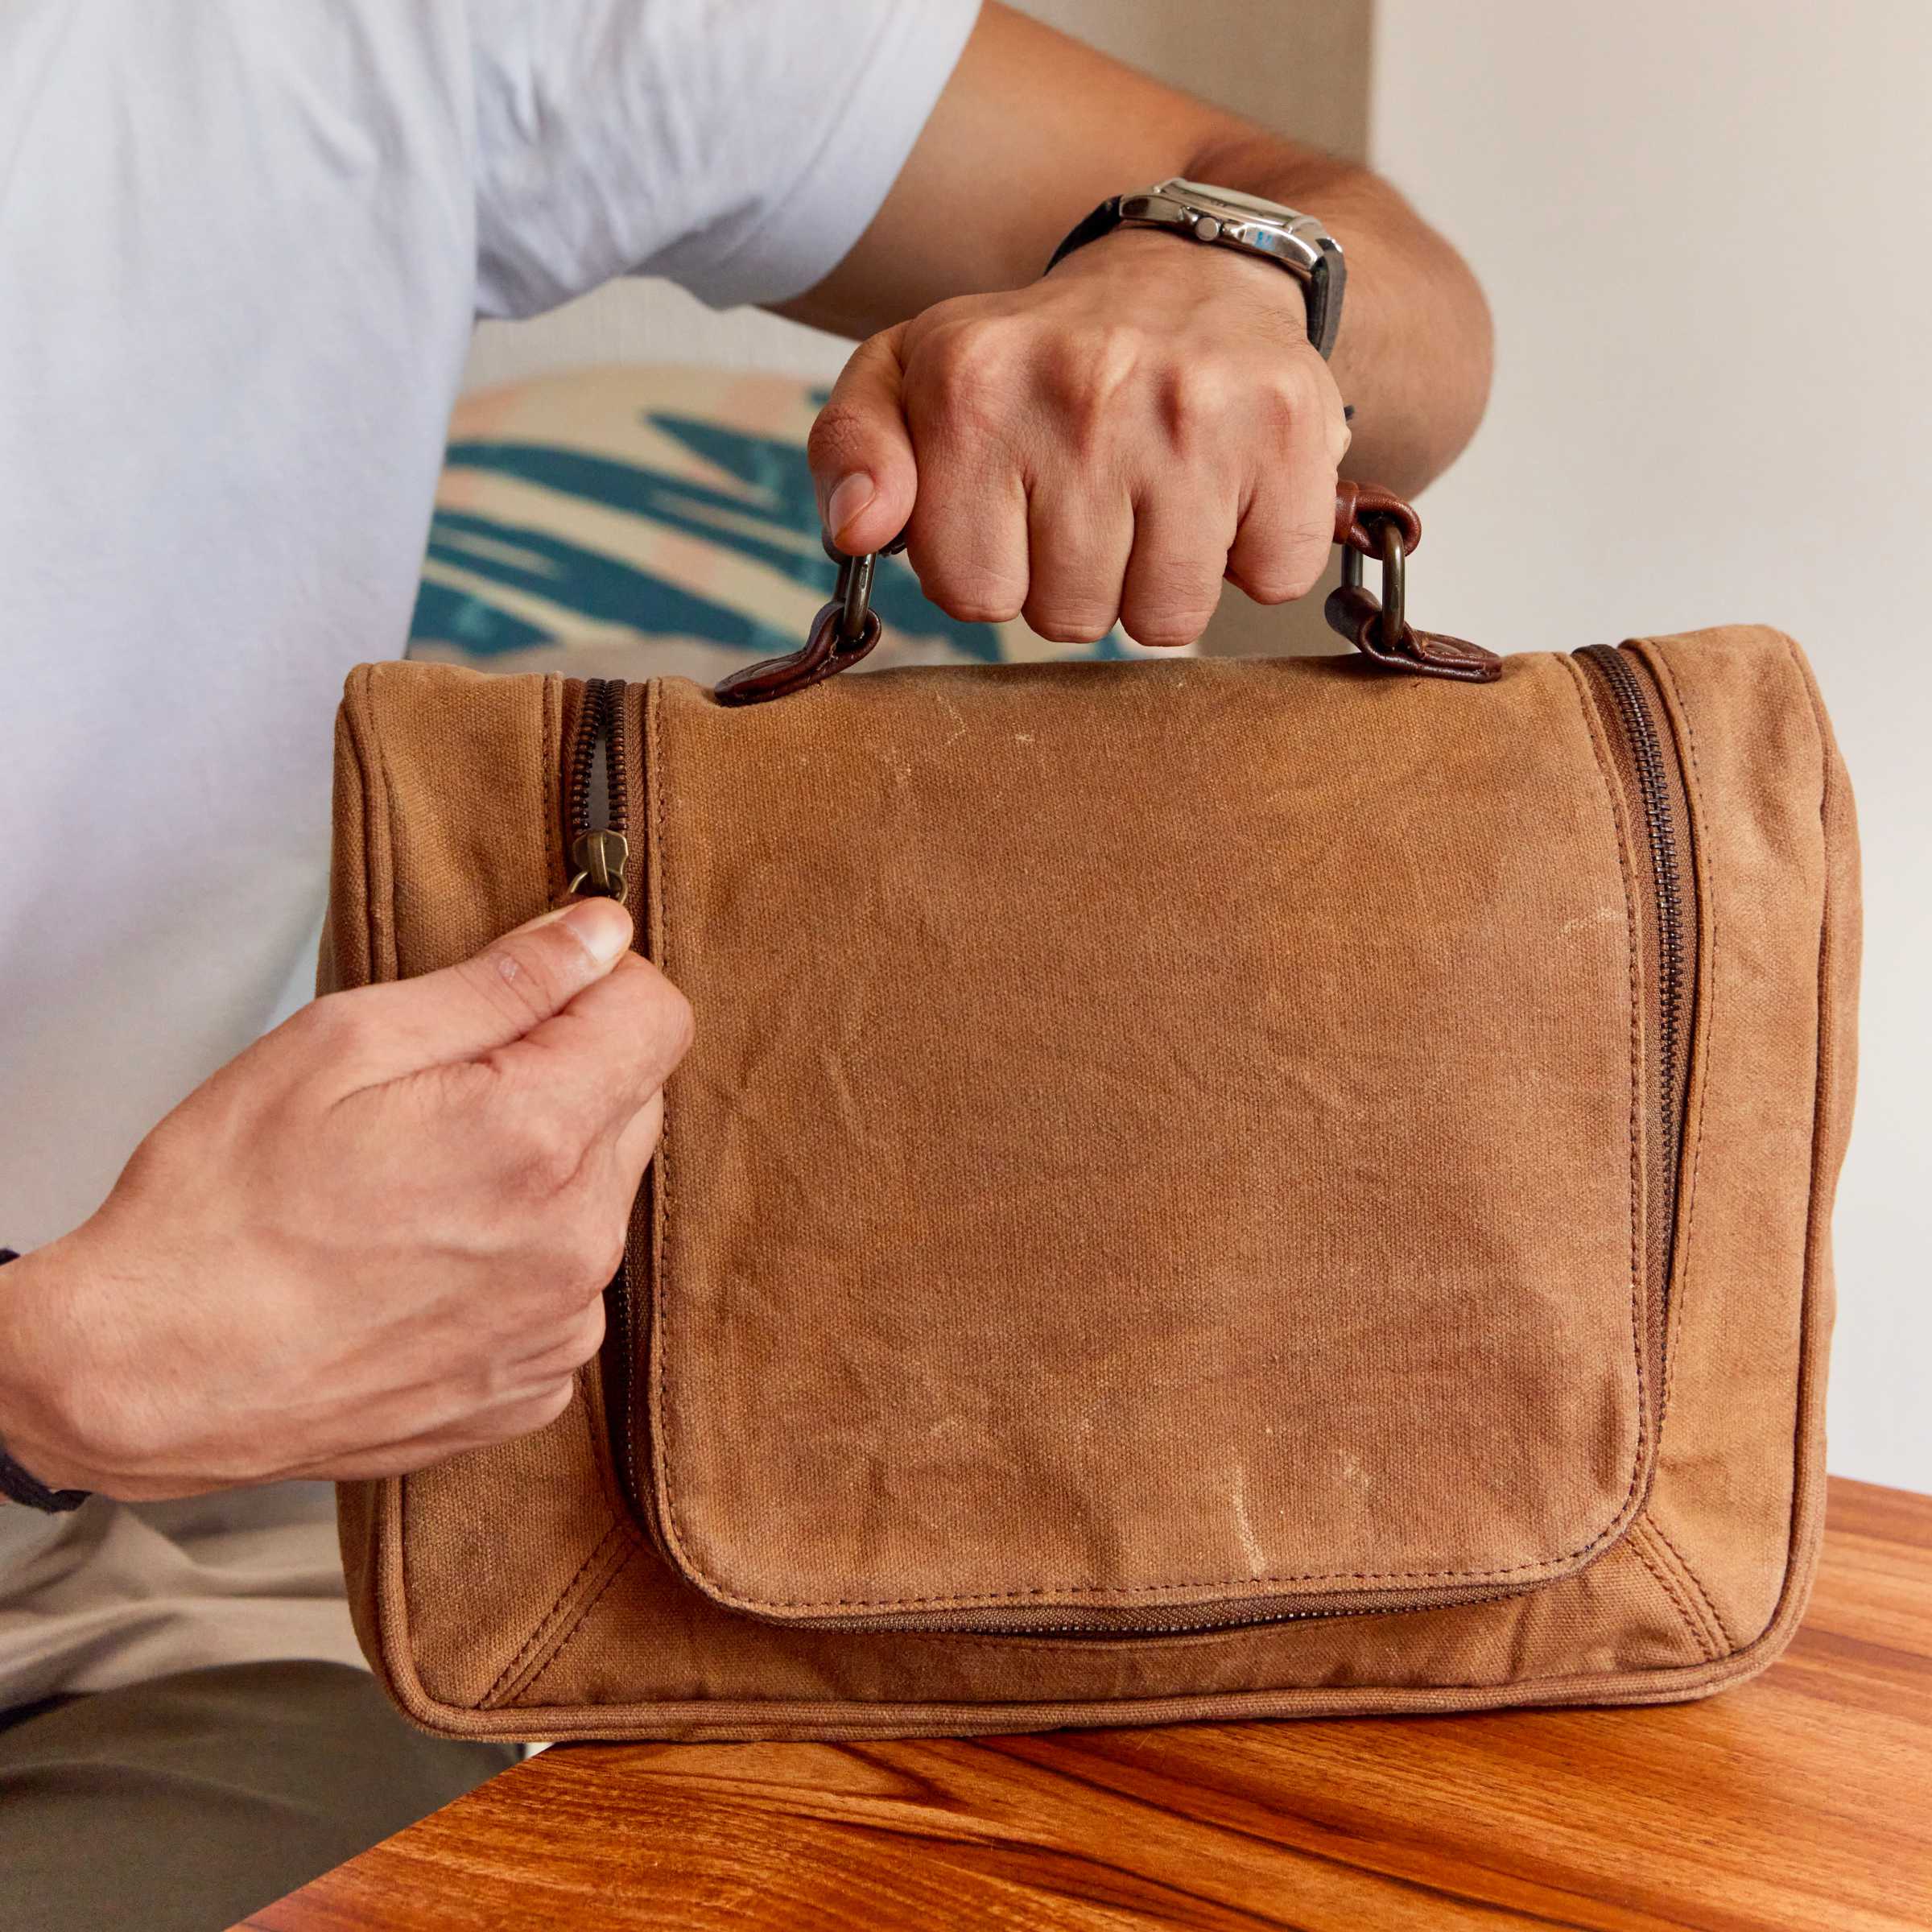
[324,489,1858,1741]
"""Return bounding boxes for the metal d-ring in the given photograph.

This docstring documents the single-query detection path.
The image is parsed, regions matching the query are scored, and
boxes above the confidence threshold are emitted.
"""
[1340,516,1406,652]
[824,527,910,651]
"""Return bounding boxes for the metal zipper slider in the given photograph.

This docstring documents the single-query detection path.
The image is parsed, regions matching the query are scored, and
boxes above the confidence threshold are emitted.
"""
[568,829,630,901]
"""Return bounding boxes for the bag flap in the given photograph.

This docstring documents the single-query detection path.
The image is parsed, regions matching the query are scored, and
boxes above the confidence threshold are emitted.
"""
[630,654,1656,1631]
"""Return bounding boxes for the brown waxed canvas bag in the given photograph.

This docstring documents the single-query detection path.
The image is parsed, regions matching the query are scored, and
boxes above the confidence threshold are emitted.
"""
[324,489,1858,1744]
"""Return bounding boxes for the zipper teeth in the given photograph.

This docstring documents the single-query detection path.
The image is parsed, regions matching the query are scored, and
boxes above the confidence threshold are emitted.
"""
[566,678,605,847]
[1580,646,1689,1150]
[568,678,630,845]
[938,1592,1517,1640]
[567,675,645,1530]
[605,680,630,840]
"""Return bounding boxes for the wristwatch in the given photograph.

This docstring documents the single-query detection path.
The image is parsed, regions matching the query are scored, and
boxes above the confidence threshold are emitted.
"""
[1046,178,1347,360]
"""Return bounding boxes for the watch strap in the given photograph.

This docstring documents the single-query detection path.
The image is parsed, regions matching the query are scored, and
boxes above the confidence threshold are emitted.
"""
[0,1250,93,1514]
[1045,189,1341,358]
[1044,195,1125,276]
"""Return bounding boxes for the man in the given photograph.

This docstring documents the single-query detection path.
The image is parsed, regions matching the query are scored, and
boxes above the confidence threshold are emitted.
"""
[0,1,1489,1922]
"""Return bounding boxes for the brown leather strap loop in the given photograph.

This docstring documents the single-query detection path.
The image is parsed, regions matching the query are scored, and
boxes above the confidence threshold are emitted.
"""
[1334,481,1422,557]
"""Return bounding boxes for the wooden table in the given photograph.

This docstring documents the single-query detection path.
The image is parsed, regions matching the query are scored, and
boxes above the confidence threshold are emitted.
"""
[242,1480,1930,1930]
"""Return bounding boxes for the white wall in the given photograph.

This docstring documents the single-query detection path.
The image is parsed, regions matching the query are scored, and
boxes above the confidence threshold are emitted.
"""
[1373,2,1930,1488]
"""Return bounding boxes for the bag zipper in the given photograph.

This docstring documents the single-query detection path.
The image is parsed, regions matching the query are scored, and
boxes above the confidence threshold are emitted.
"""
[587,652,1699,1640]
[564,677,630,902]
[561,677,649,1530]
[1575,643,1698,1398]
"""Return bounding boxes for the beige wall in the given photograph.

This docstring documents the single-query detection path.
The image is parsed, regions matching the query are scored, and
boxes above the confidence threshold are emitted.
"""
[460,0,1368,658]
[1373,1,1930,1488]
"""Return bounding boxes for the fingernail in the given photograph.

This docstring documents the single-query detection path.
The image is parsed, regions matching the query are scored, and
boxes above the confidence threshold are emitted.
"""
[827,472,874,543]
[559,898,632,968]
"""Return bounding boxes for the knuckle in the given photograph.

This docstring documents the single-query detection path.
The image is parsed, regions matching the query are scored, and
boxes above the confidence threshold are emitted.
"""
[927,318,1002,387]
[497,1381,578,1444]
[625,1090,666,1166]
[936,590,1026,628]
[1040,326,1142,435]
[283,992,373,1065]
[562,1217,627,1297]
[567,1296,608,1366]
[524,1208,628,1315]
[1122,593,1219,650]
[1232,514,1335,607]
[523,1296,609,1385]
[1231,559,1321,605]
[1229,575,1296,608]
[916,560,1026,628]
[1026,603,1118,646]
[1254,374,1307,440]
[496,1106,584,1199]
[1154,361,1236,442]
[919,324,1014,436]
[1127,621,1208,650]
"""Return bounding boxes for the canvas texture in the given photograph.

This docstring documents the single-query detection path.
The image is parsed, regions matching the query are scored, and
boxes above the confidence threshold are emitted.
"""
[324,624,1857,1742]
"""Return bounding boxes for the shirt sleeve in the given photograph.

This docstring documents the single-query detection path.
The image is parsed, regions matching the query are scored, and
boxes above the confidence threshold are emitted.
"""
[466,0,980,319]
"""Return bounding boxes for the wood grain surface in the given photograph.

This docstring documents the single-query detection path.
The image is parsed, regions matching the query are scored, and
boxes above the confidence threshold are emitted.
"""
[241,1479,1931,1932]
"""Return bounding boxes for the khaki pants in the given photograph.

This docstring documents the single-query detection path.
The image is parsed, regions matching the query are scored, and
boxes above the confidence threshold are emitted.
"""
[0,1661,516,1930]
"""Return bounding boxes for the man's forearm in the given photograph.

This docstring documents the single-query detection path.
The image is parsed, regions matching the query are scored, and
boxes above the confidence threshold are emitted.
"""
[778,4,1490,496]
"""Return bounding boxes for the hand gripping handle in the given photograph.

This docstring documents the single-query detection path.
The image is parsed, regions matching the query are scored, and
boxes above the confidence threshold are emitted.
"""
[713,485,1498,707]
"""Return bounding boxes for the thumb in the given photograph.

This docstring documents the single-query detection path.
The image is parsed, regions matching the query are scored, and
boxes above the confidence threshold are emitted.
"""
[807,324,917,555]
[323,899,634,1081]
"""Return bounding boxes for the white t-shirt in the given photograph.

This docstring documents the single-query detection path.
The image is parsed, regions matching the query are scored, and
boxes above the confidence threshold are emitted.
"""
[0,0,978,1707]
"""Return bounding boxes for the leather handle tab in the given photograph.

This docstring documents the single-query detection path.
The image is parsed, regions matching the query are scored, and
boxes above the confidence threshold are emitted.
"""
[1327,486,1501,684]
[714,485,1496,706]
[712,603,883,707]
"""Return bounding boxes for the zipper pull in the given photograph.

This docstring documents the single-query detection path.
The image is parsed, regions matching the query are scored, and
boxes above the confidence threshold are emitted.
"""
[568,829,630,901]
[564,677,631,902]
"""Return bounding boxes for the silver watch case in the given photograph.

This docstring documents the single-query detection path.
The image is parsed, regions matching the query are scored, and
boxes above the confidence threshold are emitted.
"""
[1117,177,1346,358]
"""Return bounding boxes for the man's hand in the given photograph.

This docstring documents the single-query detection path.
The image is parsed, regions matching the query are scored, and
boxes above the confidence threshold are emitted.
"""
[781,4,1491,602]
[808,229,1348,651]
[0,900,691,1501]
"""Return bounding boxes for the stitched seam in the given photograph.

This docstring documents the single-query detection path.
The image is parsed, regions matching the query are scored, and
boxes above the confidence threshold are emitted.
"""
[1646,1514,1733,1650]
[648,680,672,1551]
[1630,1522,1718,1661]
[646,663,1653,1614]
[365,669,401,985]
[366,675,427,1664]
[1777,630,1840,1639]
[475,1360,634,1707]
[518,1543,641,1704]
[479,1521,623,1709]
[345,671,385,989]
